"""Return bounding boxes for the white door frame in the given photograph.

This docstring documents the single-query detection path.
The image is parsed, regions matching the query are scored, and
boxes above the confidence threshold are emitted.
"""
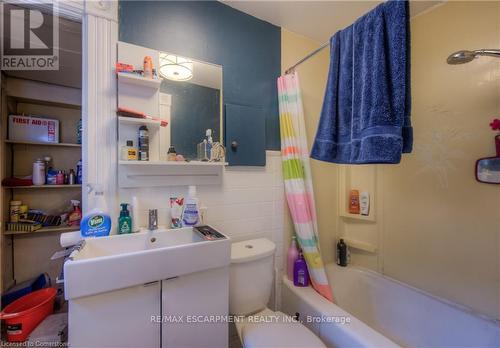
[52,0,118,215]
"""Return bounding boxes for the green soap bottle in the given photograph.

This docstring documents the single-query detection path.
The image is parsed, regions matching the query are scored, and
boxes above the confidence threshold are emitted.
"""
[118,203,132,234]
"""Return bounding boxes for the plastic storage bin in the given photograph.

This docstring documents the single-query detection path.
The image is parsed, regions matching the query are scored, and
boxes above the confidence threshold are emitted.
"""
[0,288,56,342]
[1,273,49,308]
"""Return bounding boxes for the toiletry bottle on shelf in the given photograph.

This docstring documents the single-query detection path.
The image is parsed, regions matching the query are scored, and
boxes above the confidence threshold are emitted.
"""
[80,184,111,238]
[77,118,82,144]
[167,146,177,161]
[143,56,153,79]
[9,201,22,223]
[360,192,370,216]
[287,236,299,281]
[68,200,82,227]
[170,197,184,228]
[197,139,208,161]
[206,129,213,160]
[131,196,140,232]
[32,159,45,185]
[138,126,149,161]
[337,239,348,267]
[182,186,200,227]
[118,203,132,234]
[76,159,83,184]
[293,252,310,287]
[349,190,360,214]
[121,140,138,161]
[46,167,57,185]
[68,169,76,185]
[56,170,64,185]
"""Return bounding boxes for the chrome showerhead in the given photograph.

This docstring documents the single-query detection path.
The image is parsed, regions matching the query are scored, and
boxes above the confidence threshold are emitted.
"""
[447,50,476,64]
[447,49,500,65]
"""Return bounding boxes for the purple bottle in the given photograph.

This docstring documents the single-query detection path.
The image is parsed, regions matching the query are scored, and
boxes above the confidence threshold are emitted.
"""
[287,236,299,280]
[293,252,310,287]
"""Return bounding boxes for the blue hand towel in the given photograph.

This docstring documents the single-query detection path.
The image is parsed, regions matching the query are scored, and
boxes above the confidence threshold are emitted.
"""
[311,0,412,164]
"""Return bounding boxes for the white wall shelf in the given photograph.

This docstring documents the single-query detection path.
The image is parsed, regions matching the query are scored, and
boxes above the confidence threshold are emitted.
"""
[119,161,227,166]
[118,116,163,127]
[339,212,376,223]
[343,238,378,253]
[117,72,162,89]
[118,160,226,188]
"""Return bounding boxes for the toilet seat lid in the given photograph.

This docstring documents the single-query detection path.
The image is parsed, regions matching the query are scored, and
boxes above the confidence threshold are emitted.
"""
[242,321,326,348]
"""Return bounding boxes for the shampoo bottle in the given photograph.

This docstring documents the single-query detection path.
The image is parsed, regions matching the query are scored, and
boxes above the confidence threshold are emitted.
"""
[182,186,200,227]
[287,236,299,281]
[293,252,310,287]
[80,185,111,238]
[337,239,348,267]
[118,203,132,234]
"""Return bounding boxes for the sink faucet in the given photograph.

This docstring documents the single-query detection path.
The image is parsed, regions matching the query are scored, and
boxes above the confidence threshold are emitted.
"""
[148,209,158,230]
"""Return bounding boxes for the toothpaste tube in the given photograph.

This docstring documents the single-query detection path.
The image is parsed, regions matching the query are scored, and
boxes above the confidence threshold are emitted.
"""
[170,197,184,228]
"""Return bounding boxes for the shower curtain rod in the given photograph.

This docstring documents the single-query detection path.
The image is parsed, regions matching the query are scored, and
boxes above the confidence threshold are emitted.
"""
[285,40,329,74]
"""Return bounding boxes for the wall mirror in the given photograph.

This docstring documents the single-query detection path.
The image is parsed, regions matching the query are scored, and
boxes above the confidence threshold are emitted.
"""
[476,157,500,184]
[159,52,223,161]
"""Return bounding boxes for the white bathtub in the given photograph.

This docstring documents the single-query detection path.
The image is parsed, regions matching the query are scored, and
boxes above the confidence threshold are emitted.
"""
[282,263,500,348]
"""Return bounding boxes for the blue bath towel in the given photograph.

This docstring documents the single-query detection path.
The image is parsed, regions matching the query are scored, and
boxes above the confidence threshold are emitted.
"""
[311,0,412,164]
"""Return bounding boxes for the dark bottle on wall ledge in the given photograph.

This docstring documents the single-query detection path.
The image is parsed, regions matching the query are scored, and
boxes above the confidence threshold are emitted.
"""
[337,239,348,267]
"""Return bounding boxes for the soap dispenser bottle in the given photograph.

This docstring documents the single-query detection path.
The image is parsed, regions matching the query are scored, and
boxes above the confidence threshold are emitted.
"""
[118,203,132,234]
[182,186,200,227]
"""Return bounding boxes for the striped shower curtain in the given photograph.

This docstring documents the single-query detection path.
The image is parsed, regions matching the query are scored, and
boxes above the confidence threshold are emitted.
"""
[277,72,333,302]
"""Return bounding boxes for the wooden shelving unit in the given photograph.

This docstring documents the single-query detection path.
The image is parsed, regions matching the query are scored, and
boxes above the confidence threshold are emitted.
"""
[5,140,81,148]
[1,76,83,287]
[4,185,82,189]
[4,225,79,236]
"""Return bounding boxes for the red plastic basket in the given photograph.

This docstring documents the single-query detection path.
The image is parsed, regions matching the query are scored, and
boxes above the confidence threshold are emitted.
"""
[0,287,56,342]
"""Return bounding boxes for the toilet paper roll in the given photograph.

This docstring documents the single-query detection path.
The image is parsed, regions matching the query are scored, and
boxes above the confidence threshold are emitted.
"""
[60,231,82,248]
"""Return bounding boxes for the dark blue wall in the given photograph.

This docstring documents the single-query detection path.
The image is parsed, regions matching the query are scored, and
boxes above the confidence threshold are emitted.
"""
[119,1,281,150]
[161,80,220,160]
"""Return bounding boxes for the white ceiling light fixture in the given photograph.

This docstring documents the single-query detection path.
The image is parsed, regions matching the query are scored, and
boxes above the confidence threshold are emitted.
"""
[159,53,193,81]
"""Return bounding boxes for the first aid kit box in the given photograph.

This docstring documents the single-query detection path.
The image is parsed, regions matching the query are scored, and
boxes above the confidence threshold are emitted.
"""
[8,115,60,144]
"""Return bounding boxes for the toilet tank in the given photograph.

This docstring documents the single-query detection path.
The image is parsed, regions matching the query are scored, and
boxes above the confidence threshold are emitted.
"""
[229,238,276,315]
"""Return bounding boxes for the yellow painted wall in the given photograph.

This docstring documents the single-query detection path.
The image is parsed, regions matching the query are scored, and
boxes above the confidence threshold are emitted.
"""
[341,1,500,319]
[280,29,338,265]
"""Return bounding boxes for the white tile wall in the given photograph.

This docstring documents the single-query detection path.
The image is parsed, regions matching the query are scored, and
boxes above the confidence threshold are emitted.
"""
[118,151,286,307]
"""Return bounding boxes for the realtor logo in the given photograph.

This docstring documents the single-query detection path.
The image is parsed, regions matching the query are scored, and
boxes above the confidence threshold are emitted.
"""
[1,1,59,70]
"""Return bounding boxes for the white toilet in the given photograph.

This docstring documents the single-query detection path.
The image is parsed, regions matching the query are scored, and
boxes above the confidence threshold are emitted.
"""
[230,238,326,348]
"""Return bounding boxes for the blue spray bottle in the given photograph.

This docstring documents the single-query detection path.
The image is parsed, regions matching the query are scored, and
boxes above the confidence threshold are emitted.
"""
[80,184,111,238]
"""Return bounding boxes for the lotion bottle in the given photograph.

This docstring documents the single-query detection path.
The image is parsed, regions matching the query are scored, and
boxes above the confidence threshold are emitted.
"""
[293,252,310,287]
[182,186,200,227]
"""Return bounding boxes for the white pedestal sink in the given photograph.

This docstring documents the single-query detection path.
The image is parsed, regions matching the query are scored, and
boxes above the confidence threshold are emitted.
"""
[64,227,230,348]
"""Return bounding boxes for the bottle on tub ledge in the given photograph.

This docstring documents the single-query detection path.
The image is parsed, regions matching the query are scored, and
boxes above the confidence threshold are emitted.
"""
[293,252,310,287]
[287,235,299,281]
[337,239,349,267]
